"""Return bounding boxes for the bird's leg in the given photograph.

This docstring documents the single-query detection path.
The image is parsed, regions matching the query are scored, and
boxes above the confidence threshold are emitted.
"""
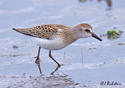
[49,50,61,67]
[35,47,41,64]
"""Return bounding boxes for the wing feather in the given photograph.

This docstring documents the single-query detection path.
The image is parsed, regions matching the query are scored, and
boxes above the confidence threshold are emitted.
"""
[13,25,58,39]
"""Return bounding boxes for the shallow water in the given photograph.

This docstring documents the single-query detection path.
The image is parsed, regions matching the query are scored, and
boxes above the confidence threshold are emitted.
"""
[0,0,125,87]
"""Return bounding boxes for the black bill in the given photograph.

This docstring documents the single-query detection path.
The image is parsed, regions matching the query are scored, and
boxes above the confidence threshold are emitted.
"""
[92,33,102,41]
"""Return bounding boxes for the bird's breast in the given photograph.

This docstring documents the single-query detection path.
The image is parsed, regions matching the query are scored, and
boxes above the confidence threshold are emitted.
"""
[29,36,69,50]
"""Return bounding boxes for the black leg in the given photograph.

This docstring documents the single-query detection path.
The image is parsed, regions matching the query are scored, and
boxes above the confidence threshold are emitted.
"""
[49,50,61,67]
[35,47,41,64]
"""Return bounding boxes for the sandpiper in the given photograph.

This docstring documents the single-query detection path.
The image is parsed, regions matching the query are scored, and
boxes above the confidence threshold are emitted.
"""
[12,23,102,67]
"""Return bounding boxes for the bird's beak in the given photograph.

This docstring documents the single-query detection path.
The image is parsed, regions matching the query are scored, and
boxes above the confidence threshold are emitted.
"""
[92,33,102,41]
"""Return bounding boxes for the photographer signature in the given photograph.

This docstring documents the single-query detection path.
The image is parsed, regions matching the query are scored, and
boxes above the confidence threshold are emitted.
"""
[100,81,122,86]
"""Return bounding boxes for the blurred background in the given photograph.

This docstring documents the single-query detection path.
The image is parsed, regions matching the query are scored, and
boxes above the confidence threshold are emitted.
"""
[0,0,125,88]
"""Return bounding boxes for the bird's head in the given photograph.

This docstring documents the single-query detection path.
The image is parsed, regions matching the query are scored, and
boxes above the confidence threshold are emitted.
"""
[76,23,102,41]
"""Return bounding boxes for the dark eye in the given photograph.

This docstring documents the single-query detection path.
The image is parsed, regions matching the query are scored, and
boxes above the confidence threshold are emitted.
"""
[85,29,90,32]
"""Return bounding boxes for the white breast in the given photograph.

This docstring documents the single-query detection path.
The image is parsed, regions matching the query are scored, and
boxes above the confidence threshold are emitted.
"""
[29,36,68,50]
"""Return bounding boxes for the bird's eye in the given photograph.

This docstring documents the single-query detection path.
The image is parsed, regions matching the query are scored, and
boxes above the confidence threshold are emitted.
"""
[85,29,90,32]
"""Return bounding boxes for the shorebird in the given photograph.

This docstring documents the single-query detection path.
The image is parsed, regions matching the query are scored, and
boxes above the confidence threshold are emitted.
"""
[12,23,102,67]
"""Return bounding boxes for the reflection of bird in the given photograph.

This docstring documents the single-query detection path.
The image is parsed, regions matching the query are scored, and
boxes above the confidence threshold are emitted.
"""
[12,23,102,67]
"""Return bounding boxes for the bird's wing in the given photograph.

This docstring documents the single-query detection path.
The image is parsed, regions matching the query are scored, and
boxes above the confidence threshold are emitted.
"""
[12,25,58,39]
[49,24,70,30]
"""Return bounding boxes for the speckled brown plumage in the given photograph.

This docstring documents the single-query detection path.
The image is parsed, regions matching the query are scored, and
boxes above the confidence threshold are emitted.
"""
[12,24,71,40]
[49,24,70,30]
[29,25,58,39]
